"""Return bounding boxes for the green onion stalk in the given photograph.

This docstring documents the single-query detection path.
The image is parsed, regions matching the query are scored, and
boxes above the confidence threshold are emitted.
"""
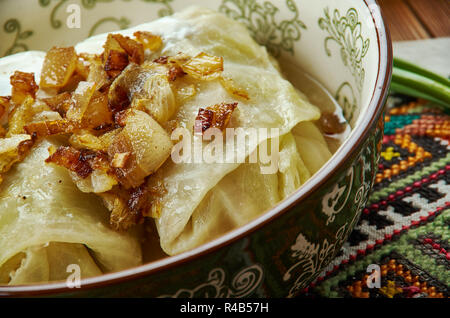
[391,57,450,112]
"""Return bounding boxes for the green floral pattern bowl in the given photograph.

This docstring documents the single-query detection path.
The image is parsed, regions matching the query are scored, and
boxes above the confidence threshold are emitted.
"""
[0,0,392,297]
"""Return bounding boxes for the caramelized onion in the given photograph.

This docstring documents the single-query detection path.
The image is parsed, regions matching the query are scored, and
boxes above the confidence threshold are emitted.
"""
[0,134,33,184]
[7,96,35,136]
[108,110,172,189]
[81,90,113,129]
[133,31,163,52]
[167,65,186,81]
[46,146,95,179]
[69,132,105,152]
[24,119,76,138]
[10,71,38,105]
[108,195,134,231]
[194,102,238,133]
[65,81,97,122]
[111,34,145,65]
[111,152,130,168]
[104,50,129,80]
[219,76,249,100]
[108,193,143,231]
[108,63,148,114]
[87,60,109,91]
[42,92,72,117]
[40,47,78,89]
[132,73,176,124]
[180,52,224,81]
[0,97,9,121]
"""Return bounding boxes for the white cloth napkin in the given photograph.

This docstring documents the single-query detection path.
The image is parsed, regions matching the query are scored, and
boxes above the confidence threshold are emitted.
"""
[393,37,450,77]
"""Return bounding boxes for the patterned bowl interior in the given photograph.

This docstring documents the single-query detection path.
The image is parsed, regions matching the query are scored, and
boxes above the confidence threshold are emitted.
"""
[0,0,381,127]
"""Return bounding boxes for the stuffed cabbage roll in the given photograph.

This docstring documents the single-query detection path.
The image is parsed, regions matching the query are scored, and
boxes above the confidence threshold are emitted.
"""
[0,6,342,284]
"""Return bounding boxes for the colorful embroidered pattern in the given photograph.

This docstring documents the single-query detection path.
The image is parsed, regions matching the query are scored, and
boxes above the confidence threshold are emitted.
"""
[302,95,450,298]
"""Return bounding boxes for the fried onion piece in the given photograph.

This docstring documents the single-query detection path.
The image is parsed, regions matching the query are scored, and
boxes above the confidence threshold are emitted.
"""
[73,167,118,194]
[103,33,145,80]
[100,191,142,232]
[46,145,119,194]
[194,102,238,133]
[65,131,121,194]
[101,193,130,231]
[82,90,113,129]
[104,50,129,80]
[176,52,224,81]
[108,110,172,189]
[108,63,153,115]
[7,96,35,136]
[102,34,125,61]
[69,129,120,153]
[107,63,141,113]
[0,96,10,125]
[24,119,77,139]
[104,177,166,230]
[69,132,105,152]
[45,146,94,179]
[59,72,85,93]
[145,180,167,219]
[126,184,151,223]
[79,52,102,64]
[40,47,78,89]
[111,152,130,168]
[10,71,38,105]
[32,110,63,123]
[87,61,109,91]
[219,76,250,101]
[75,58,90,80]
[167,65,186,82]
[108,62,175,117]
[74,153,118,194]
[112,34,145,65]
[66,81,97,122]
[153,56,168,64]
[0,134,33,184]
[42,92,73,117]
[132,73,176,124]
[0,97,9,118]
[133,31,163,52]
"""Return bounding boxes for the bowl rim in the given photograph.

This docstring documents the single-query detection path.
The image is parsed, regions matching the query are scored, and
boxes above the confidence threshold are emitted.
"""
[0,0,393,297]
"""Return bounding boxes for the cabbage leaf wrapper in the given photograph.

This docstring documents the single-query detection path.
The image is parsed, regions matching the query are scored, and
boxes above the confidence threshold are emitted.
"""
[76,7,325,255]
[0,6,334,281]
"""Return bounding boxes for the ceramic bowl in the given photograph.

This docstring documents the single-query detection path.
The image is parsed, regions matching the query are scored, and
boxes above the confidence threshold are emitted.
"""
[0,0,392,297]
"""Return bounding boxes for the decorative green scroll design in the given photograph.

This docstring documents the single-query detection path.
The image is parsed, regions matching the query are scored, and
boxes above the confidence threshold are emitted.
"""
[38,0,173,31]
[38,0,69,29]
[3,19,34,57]
[318,7,370,125]
[88,16,131,36]
[141,0,174,17]
[335,81,358,125]
[219,0,307,58]
[318,7,369,92]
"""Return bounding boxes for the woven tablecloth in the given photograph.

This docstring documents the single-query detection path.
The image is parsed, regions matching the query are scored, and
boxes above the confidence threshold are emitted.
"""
[302,39,450,299]
[301,95,449,298]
